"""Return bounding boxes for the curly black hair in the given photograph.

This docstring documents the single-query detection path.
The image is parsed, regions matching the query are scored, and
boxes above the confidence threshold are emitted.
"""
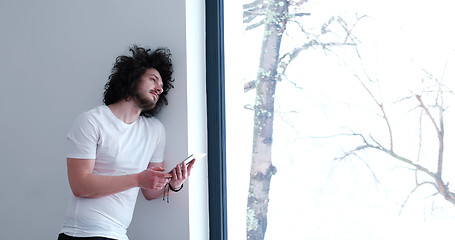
[103,45,174,117]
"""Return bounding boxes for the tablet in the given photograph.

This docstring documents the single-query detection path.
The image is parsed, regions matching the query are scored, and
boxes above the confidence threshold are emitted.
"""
[168,153,207,173]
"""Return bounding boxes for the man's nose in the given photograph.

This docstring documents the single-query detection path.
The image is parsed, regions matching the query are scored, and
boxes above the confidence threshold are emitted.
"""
[155,86,163,95]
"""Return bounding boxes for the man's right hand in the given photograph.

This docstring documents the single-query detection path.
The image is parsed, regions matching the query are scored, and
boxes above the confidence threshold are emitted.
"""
[137,167,171,190]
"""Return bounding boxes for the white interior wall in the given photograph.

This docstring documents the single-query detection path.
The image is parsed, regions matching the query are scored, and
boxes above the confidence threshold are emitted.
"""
[0,1,207,239]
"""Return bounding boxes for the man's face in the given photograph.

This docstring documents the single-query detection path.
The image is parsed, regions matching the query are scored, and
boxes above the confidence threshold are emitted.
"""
[133,68,163,111]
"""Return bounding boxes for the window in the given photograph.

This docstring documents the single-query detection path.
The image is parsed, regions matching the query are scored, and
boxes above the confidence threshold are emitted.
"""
[209,0,455,239]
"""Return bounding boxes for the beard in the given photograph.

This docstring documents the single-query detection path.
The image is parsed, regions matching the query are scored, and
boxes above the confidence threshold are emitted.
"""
[133,91,157,111]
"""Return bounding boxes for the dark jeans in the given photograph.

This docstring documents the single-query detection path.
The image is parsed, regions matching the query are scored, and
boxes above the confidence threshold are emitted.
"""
[58,233,115,240]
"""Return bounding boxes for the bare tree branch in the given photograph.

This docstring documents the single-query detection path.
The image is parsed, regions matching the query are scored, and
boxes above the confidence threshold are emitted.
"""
[289,0,309,6]
[416,95,444,175]
[335,83,455,207]
[244,104,254,110]
[244,81,256,93]
[356,75,394,152]
[336,133,434,179]
[291,12,311,17]
[277,40,356,78]
[246,19,265,30]
[243,0,266,29]
[399,181,436,215]
[244,8,265,24]
[278,16,360,78]
[243,0,264,10]
[337,14,368,44]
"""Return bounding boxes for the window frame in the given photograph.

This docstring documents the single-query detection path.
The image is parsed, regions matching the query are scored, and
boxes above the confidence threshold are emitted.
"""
[205,0,228,239]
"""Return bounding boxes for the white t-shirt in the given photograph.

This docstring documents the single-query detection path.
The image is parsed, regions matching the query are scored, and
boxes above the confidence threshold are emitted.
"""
[61,105,166,240]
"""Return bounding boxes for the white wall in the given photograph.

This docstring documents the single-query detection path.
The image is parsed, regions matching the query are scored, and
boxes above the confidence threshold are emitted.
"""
[0,0,207,239]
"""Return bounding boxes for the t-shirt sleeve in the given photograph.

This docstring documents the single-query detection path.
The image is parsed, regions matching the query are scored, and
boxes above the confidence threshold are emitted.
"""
[149,120,166,163]
[66,113,98,159]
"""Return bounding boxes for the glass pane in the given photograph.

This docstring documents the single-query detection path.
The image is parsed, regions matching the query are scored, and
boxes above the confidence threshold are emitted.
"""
[225,0,455,239]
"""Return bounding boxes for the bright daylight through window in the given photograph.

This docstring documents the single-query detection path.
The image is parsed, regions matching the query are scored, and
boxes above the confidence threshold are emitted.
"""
[224,0,455,239]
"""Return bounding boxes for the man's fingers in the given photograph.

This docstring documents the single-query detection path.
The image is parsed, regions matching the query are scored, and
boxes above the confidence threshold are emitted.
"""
[175,164,182,179]
[149,169,171,178]
[149,166,166,172]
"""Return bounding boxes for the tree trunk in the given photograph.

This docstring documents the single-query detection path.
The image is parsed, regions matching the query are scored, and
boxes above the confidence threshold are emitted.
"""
[247,1,288,239]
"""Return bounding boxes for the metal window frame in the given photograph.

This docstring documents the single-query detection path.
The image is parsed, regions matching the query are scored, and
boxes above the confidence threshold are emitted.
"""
[205,0,228,239]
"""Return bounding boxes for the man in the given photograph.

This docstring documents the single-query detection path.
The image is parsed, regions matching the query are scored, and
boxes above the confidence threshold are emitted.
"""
[58,46,194,240]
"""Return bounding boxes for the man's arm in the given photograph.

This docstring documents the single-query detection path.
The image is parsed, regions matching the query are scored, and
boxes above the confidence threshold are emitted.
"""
[67,158,170,198]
